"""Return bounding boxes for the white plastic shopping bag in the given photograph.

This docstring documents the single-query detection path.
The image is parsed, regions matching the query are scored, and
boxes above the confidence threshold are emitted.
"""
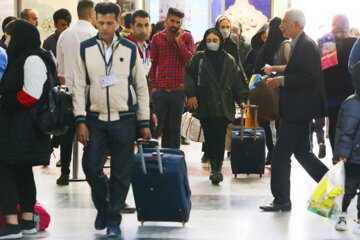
[307,161,345,218]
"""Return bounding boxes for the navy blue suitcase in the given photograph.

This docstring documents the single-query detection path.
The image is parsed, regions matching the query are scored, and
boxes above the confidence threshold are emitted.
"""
[230,105,266,178]
[132,139,191,226]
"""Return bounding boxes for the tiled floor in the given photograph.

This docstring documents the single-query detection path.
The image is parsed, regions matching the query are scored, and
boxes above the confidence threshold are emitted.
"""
[24,137,359,240]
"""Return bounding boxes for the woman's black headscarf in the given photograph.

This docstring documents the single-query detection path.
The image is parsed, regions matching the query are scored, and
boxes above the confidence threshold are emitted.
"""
[5,19,41,66]
[255,17,288,74]
[203,28,225,79]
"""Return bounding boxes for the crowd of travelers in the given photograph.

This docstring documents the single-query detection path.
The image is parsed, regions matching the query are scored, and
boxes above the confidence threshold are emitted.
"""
[0,1,360,238]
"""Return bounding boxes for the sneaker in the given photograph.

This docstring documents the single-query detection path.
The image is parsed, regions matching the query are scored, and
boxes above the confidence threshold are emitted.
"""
[353,221,360,235]
[56,174,69,186]
[335,212,347,231]
[94,211,106,230]
[181,137,191,145]
[0,224,22,239]
[120,203,136,214]
[318,144,326,158]
[209,171,223,185]
[19,219,37,235]
[106,225,121,238]
[56,160,62,167]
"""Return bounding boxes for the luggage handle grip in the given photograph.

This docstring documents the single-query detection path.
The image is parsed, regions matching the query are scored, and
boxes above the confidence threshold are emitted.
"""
[137,138,164,175]
[240,105,258,141]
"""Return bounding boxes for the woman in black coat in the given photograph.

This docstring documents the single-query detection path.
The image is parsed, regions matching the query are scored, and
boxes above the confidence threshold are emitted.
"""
[0,20,55,238]
[185,28,248,185]
[196,16,243,163]
[253,17,290,165]
[244,23,268,80]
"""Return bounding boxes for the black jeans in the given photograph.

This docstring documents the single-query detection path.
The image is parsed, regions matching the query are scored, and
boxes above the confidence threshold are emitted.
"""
[310,118,325,147]
[152,90,185,149]
[328,106,341,154]
[60,125,76,175]
[82,116,136,226]
[342,163,360,219]
[200,117,229,160]
[271,121,328,204]
[0,164,36,215]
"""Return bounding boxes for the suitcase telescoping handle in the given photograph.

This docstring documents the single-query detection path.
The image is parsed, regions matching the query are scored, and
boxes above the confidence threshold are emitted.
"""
[240,104,258,141]
[137,138,164,175]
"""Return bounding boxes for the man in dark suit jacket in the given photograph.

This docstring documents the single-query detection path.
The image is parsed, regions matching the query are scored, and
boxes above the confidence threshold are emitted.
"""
[260,9,329,212]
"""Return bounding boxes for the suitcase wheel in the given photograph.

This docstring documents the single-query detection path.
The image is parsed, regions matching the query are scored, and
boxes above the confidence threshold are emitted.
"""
[182,221,186,227]
[141,220,144,226]
[260,174,262,178]
[247,173,249,176]
[234,174,237,179]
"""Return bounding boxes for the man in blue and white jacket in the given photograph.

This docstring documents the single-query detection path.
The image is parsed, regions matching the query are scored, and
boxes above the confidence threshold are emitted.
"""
[72,2,151,237]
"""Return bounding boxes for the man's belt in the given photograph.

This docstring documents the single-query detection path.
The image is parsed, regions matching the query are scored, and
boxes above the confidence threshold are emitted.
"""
[157,85,184,92]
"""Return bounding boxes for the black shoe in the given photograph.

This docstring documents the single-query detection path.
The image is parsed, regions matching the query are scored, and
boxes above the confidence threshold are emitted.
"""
[260,202,292,212]
[19,219,37,235]
[209,171,223,185]
[120,203,136,214]
[318,144,326,158]
[56,174,69,186]
[94,211,106,230]
[56,160,62,167]
[265,150,273,166]
[0,224,22,239]
[201,154,210,163]
[181,137,191,145]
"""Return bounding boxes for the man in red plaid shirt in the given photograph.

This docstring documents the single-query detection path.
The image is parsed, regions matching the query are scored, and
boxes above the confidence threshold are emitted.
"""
[149,7,195,149]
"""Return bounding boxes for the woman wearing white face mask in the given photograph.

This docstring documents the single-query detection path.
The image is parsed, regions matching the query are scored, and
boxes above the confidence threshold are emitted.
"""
[196,16,240,67]
[184,28,249,185]
[196,16,244,164]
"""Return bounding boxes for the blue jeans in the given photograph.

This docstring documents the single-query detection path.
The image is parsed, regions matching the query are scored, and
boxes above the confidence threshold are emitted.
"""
[82,115,136,226]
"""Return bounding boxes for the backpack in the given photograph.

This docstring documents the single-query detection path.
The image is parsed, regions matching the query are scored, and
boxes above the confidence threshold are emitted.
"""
[0,201,51,231]
[31,54,74,136]
[35,85,74,136]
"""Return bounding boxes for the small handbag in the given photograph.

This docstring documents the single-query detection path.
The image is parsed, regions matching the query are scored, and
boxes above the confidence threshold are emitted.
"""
[249,79,280,121]
[180,112,205,142]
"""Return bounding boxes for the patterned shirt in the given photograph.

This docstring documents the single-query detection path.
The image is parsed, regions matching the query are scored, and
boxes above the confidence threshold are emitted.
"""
[289,31,304,56]
[149,30,195,88]
[282,31,304,87]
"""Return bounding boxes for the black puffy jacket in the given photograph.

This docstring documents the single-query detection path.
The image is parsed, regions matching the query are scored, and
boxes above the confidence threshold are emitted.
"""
[334,62,360,164]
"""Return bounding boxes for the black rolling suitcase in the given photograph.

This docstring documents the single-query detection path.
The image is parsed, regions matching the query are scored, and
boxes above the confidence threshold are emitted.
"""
[230,105,266,178]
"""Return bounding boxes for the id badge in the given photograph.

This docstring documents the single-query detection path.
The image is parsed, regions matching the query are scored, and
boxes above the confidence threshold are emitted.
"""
[101,75,117,88]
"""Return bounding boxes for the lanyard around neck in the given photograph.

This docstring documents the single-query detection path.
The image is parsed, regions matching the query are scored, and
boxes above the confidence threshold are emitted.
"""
[137,43,149,65]
[100,40,115,76]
